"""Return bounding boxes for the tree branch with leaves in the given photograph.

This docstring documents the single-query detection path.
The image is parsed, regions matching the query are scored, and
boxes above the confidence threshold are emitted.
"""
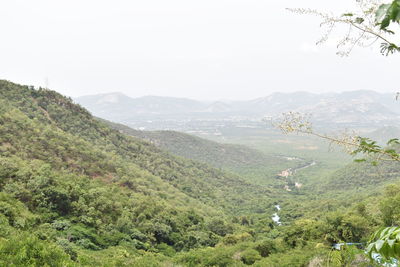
[288,0,400,56]
[274,112,400,163]
[284,0,400,261]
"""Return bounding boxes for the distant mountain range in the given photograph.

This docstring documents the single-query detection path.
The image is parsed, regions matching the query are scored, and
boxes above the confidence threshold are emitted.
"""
[75,90,400,130]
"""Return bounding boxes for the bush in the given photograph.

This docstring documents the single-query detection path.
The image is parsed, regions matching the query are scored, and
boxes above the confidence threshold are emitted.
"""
[0,232,74,266]
[156,243,176,257]
[241,249,262,265]
[207,219,233,237]
[66,224,105,249]
[56,238,78,261]
[255,238,276,257]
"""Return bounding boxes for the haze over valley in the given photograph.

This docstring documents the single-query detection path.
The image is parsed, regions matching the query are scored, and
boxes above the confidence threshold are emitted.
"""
[1,0,400,266]
[76,90,400,136]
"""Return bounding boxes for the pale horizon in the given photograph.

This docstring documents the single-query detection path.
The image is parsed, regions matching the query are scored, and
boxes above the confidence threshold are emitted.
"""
[2,0,399,101]
[74,88,398,102]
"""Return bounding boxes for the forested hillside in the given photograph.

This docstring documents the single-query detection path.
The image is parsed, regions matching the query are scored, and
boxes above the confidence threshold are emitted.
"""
[322,158,400,191]
[0,80,279,265]
[2,80,400,266]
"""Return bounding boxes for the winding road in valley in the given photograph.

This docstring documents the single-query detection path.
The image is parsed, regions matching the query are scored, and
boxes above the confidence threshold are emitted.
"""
[272,157,317,225]
[276,156,317,192]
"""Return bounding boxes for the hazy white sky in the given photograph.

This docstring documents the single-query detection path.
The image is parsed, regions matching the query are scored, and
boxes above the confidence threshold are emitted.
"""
[1,0,399,100]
